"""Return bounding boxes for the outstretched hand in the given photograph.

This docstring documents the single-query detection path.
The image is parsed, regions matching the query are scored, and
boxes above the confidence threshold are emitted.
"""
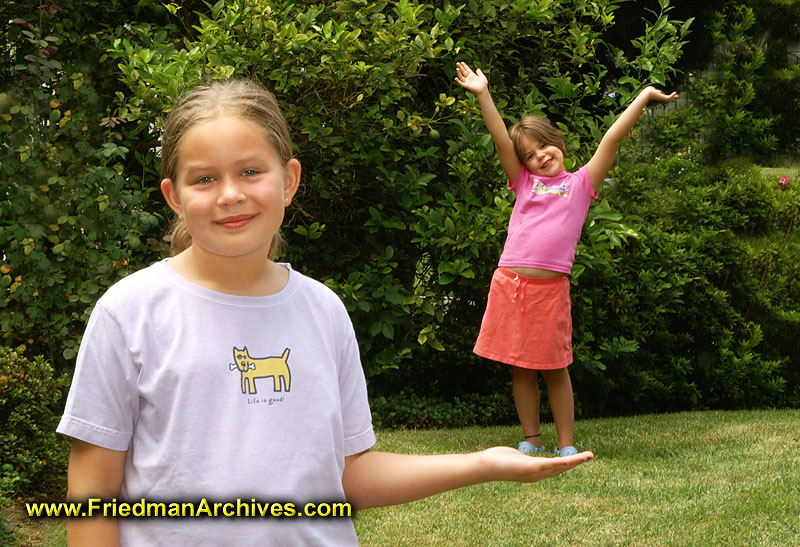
[478,446,594,483]
[643,86,679,103]
[455,61,489,95]
[342,447,594,509]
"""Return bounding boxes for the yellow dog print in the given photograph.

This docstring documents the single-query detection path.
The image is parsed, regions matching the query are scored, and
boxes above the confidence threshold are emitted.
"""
[229,347,291,394]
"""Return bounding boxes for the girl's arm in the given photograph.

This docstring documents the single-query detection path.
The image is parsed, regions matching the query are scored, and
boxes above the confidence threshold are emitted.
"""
[342,447,593,509]
[586,86,678,192]
[65,439,127,546]
[455,62,522,182]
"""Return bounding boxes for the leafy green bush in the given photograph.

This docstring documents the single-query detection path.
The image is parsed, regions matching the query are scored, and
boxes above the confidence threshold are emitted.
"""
[689,4,779,161]
[567,153,795,415]
[0,508,15,547]
[0,1,167,371]
[370,390,517,429]
[736,0,800,157]
[0,346,70,499]
[743,169,800,405]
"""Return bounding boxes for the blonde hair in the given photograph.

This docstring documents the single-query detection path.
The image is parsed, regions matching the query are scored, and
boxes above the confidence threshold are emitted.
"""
[509,115,566,165]
[160,79,293,257]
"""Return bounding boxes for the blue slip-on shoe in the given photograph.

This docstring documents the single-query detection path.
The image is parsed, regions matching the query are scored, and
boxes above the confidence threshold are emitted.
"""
[554,445,578,457]
[518,441,546,455]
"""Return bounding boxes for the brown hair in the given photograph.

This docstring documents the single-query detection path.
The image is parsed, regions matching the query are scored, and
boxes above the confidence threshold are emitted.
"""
[160,79,294,257]
[508,115,566,165]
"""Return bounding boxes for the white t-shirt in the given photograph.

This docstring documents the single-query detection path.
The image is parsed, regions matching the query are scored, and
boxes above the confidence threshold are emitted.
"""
[57,260,376,546]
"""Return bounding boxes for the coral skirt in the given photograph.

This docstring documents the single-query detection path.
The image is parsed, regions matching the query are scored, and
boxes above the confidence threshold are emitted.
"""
[473,267,572,370]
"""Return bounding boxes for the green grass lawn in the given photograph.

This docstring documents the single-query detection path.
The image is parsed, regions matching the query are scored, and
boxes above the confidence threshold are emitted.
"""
[354,409,799,546]
[4,409,799,546]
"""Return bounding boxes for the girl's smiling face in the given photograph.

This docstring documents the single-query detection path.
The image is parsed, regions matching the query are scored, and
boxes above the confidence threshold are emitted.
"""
[521,135,565,177]
[160,115,300,260]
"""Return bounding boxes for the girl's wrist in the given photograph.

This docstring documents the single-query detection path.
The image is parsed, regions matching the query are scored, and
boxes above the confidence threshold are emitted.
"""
[474,448,510,482]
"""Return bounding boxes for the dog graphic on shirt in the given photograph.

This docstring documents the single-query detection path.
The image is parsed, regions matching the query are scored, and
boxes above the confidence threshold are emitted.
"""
[229,347,291,394]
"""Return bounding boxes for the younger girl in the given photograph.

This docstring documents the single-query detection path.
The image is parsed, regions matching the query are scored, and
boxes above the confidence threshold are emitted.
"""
[57,78,592,546]
[455,62,677,457]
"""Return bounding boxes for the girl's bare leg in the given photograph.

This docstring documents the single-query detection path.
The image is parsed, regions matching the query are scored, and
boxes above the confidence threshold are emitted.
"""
[540,367,574,449]
[510,366,542,448]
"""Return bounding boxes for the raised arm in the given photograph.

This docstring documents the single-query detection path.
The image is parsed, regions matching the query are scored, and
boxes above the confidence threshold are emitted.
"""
[342,447,593,509]
[65,440,127,546]
[586,86,678,192]
[455,62,522,182]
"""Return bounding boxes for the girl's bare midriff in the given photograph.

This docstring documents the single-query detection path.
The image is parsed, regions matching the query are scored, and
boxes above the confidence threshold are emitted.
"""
[507,266,566,278]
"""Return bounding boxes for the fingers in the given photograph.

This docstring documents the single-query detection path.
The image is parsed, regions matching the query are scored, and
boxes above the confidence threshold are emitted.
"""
[652,89,679,102]
[546,451,594,470]
[523,450,594,482]
[552,450,593,468]
[455,62,472,81]
[455,62,480,78]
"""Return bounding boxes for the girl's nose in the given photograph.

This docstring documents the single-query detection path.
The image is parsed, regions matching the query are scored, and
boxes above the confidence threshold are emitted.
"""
[217,176,245,205]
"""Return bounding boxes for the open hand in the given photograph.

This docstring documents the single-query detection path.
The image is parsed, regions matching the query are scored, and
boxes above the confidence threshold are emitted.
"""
[478,446,594,483]
[644,86,679,103]
[455,61,489,95]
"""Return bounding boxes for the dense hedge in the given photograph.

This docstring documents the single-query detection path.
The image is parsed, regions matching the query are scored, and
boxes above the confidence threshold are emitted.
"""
[1,0,172,366]
[572,149,798,415]
[1,0,798,436]
[0,346,70,498]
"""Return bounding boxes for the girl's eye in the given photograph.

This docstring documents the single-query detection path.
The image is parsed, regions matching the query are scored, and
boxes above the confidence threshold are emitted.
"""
[242,169,258,177]
[197,176,214,184]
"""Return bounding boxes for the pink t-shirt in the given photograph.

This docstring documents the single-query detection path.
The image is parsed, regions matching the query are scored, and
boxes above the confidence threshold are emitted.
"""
[498,165,597,274]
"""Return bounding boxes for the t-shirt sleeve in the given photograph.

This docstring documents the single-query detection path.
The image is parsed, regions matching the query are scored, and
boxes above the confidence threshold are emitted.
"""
[508,165,529,192]
[336,313,376,457]
[56,302,139,451]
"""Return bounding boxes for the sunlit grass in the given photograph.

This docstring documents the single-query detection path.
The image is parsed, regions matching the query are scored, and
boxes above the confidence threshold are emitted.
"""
[355,409,800,546]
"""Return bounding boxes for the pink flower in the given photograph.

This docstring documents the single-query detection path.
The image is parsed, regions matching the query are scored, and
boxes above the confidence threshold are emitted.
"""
[779,175,791,190]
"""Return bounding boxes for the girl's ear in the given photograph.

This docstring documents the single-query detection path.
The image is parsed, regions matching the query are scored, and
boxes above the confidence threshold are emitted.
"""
[282,159,301,207]
[160,178,185,220]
